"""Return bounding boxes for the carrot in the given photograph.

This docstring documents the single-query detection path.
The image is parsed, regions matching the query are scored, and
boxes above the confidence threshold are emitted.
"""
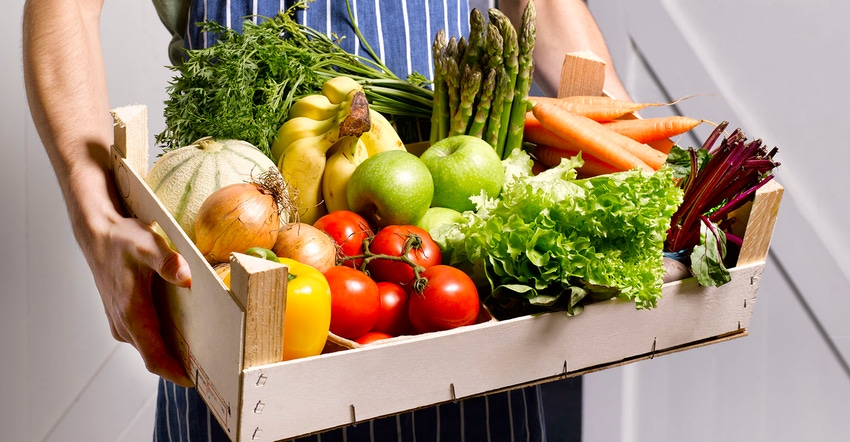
[530,144,620,177]
[531,101,665,171]
[524,112,583,151]
[602,116,704,143]
[528,96,663,121]
[647,138,675,156]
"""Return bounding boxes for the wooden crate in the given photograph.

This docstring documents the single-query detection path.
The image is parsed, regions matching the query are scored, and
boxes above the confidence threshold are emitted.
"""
[109,55,783,441]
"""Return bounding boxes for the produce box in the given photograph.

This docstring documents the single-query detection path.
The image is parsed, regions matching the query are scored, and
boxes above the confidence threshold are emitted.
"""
[109,56,783,441]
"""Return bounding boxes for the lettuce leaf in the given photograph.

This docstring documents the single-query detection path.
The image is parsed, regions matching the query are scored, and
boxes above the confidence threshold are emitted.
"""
[433,150,683,317]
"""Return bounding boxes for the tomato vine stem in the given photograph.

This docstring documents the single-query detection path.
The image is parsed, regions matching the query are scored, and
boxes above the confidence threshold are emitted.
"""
[340,232,430,291]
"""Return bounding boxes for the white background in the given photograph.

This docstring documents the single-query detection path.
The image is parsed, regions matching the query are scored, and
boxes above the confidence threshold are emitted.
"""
[2,0,848,440]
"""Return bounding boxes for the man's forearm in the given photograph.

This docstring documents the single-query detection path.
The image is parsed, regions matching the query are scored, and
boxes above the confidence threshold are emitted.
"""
[501,0,631,100]
[23,0,118,248]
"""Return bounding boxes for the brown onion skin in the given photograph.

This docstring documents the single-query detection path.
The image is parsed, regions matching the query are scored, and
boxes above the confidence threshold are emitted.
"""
[195,183,280,264]
[273,223,337,273]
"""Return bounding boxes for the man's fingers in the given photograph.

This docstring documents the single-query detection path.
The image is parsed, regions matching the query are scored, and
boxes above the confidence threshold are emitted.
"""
[125,307,193,387]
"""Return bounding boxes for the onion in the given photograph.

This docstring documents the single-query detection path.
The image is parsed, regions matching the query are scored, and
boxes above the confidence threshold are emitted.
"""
[194,168,292,264]
[273,222,338,272]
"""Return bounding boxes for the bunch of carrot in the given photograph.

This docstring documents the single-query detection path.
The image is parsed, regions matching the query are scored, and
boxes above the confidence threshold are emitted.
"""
[525,95,705,176]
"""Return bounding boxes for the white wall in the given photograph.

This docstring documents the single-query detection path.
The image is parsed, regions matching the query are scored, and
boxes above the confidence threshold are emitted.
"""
[578,1,850,441]
[3,2,172,440]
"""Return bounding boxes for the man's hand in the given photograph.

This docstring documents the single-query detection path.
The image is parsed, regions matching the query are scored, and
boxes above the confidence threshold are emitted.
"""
[90,214,194,387]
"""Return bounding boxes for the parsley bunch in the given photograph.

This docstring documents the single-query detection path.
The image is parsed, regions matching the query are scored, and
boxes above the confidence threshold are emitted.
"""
[156,1,433,157]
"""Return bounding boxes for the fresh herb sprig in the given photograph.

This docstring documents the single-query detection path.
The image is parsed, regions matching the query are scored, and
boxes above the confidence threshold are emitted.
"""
[156,1,433,156]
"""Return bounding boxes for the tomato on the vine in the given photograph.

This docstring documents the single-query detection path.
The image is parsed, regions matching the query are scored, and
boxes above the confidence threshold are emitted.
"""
[313,210,373,268]
[355,331,393,345]
[371,281,412,336]
[408,265,480,334]
[324,265,380,340]
[367,225,442,289]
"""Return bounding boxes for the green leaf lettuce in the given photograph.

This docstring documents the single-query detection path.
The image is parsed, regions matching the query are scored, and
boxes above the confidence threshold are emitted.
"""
[433,150,683,316]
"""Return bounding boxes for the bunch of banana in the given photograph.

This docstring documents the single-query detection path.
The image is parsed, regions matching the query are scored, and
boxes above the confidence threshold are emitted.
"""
[274,76,407,224]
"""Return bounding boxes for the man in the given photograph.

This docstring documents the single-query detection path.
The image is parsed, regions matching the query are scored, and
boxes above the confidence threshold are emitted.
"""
[22,1,628,440]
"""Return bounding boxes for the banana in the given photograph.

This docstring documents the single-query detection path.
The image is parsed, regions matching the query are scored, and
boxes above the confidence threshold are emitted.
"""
[277,133,336,224]
[276,87,372,224]
[271,116,337,162]
[287,94,340,121]
[360,109,407,156]
[272,77,367,161]
[322,137,369,213]
[322,76,364,104]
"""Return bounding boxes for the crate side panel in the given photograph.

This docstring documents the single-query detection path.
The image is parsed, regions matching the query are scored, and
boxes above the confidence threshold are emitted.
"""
[238,262,763,441]
[111,148,247,440]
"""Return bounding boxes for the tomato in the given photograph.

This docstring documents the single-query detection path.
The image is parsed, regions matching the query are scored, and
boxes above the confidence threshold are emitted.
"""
[355,331,393,345]
[324,265,381,340]
[408,265,480,334]
[277,258,332,361]
[371,281,412,336]
[367,225,442,289]
[313,211,373,268]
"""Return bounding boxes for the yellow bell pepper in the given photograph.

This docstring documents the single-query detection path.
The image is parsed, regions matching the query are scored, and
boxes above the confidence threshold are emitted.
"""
[218,256,331,361]
[277,258,332,361]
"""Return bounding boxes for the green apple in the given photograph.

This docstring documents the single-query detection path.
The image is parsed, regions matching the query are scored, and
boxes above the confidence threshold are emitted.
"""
[347,150,434,229]
[419,135,504,212]
[416,207,464,234]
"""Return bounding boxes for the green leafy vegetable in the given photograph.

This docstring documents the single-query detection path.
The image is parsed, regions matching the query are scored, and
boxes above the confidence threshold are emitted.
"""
[690,216,730,286]
[156,1,434,156]
[433,150,683,318]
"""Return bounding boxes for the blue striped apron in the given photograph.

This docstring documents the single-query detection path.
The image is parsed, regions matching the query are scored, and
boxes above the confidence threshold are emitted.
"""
[154,1,548,440]
[184,0,471,81]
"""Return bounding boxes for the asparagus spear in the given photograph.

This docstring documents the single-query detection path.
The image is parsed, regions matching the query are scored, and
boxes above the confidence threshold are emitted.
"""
[430,29,449,144]
[444,37,461,132]
[482,22,505,149]
[455,36,468,66]
[450,64,482,136]
[467,67,497,138]
[484,68,509,148]
[462,9,487,71]
[489,9,518,159]
[504,0,537,158]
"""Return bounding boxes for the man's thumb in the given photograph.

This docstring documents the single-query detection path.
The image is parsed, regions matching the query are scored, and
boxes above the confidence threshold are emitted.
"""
[160,251,192,288]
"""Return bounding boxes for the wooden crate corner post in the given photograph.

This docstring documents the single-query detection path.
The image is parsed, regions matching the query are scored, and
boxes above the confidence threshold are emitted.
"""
[111,104,150,178]
[736,180,785,266]
[558,50,607,98]
[229,253,288,369]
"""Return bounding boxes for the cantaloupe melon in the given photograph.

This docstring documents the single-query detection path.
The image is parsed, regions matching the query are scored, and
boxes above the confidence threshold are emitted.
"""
[146,137,276,241]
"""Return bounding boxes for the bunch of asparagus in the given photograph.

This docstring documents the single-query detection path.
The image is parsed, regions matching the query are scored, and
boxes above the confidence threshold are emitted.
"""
[430,2,536,160]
